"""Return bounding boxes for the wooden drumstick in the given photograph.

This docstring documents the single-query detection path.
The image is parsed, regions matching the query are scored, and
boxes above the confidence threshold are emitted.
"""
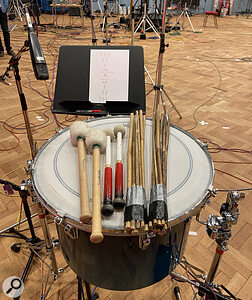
[113,125,126,210]
[101,129,114,217]
[86,128,107,244]
[70,121,91,224]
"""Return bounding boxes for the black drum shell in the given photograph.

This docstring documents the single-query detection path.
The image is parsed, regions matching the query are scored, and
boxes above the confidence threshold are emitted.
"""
[57,219,191,291]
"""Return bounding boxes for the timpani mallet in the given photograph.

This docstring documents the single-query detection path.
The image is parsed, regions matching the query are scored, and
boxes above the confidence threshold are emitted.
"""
[101,128,114,217]
[113,125,126,210]
[86,128,107,243]
[70,121,91,224]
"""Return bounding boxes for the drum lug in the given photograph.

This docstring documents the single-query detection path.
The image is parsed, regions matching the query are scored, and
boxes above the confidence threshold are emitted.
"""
[54,210,65,225]
[139,232,156,250]
[25,160,33,175]
[54,212,78,240]
[209,187,217,198]
[64,224,78,240]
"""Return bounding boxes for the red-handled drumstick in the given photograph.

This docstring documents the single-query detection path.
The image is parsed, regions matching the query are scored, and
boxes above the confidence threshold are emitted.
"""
[86,128,107,244]
[113,125,126,210]
[70,121,91,224]
[101,129,114,217]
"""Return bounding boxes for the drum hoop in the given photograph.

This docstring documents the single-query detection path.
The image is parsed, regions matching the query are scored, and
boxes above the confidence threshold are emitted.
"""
[31,116,215,236]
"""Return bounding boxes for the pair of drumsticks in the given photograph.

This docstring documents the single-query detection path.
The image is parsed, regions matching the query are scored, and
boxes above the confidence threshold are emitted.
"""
[101,125,126,217]
[70,122,106,244]
[70,122,127,243]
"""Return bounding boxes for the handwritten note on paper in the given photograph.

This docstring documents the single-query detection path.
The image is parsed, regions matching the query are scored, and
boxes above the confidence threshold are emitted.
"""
[89,49,129,103]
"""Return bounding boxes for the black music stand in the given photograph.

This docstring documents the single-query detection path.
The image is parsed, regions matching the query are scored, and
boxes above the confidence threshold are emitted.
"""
[52,45,146,116]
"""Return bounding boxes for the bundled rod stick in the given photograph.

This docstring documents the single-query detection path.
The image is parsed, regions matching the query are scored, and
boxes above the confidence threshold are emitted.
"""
[156,105,162,184]
[140,110,145,188]
[152,110,158,186]
[135,112,140,186]
[125,111,147,232]
[163,117,170,187]
[127,113,134,189]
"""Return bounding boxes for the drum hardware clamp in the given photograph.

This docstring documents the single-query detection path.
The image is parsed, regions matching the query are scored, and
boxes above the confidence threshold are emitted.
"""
[195,190,245,291]
[54,212,79,240]
[199,187,217,210]
[25,160,33,175]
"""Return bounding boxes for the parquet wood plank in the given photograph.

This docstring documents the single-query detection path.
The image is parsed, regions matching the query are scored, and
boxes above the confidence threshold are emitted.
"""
[0,13,251,299]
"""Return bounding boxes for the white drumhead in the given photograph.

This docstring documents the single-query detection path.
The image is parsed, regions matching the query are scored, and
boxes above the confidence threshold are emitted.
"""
[32,116,214,231]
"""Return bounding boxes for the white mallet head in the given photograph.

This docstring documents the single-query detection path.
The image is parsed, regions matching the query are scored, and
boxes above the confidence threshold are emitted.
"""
[70,121,89,147]
[86,128,107,153]
[114,125,126,138]
[104,128,114,141]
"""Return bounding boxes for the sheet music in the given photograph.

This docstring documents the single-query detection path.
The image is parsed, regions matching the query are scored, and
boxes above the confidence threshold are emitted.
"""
[89,49,129,103]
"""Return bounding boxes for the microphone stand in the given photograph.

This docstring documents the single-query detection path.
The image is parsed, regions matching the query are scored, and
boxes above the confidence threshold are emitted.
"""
[0,44,38,161]
[0,40,59,294]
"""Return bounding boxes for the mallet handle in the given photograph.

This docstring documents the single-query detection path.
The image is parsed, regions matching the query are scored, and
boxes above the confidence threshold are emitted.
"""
[104,135,112,203]
[90,146,104,243]
[114,131,125,209]
[104,165,112,203]
[78,138,91,224]
[115,161,123,199]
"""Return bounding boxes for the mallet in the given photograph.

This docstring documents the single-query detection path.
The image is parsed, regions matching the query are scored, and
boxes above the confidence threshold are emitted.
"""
[86,128,107,243]
[113,125,126,210]
[101,128,114,217]
[70,121,91,224]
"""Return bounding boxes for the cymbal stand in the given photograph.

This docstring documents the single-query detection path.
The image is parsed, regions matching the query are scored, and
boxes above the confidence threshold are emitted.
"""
[170,3,195,32]
[170,190,245,300]
[134,0,160,39]
[196,190,245,299]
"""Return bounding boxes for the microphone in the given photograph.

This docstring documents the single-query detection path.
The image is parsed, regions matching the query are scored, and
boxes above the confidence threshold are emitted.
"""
[24,7,49,80]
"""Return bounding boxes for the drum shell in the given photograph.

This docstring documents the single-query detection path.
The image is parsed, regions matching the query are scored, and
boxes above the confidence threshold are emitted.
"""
[57,218,191,291]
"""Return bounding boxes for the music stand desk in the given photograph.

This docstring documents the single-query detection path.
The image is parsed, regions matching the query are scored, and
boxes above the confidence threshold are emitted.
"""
[50,4,84,28]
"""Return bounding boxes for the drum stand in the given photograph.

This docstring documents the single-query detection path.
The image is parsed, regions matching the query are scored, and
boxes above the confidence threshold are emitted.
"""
[170,3,195,33]
[172,190,245,300]
[77,276,99,300]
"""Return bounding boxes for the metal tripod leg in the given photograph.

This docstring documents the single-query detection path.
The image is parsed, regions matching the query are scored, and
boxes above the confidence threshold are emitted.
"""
[171,9,195,32]
[145,66,182,119]
[162,88,182,119]
[36,201,58,277]
[185,11,195,32]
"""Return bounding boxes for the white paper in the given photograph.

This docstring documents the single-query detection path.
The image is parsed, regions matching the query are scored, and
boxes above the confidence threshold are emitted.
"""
[89,49,129,103]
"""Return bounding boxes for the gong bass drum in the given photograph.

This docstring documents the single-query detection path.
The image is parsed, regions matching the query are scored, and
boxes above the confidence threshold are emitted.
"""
[31,116,214,291]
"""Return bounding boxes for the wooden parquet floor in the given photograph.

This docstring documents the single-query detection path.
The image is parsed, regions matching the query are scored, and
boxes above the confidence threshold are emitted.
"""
[0,12,251,299]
